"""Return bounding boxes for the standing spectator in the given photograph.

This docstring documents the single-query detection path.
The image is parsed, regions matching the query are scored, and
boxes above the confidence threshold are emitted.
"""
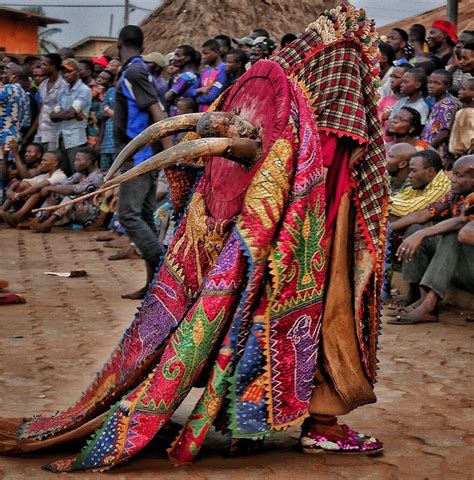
[57,48,75,61]
[192,39,228,112]
[225,48,248,85]
[231,37,253,55]
[378,41,396,99]
[448,30,474,94]
[0,63,30,149]
[78,59,95,87]
[214,34,232,60]
[387,28,409,62]
[449,78,474,158]
[50,58,92,176]
[165,45,198,117]
[34,53,66,152]
[142,52,169,106]
[96,70,116,171]
[280,33,297,49]
[408,24,428,58]
[426,20,457,66]
[91,56,109,76]
[421,70,461,169]
[459,40,474,76]
[107,59,121,78]
[390,68,430,125]
[32,65,46,89]
[115,25,172,299]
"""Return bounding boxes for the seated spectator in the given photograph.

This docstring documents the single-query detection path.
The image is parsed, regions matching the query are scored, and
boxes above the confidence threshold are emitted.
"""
[408,24,429,60]
[29,147,103,233]
[459,192,474,244]
[4,137,43,181]
[191,39,228,112]
[449,78,474,158]
[388,155,474,324]
[225,48,248,85]
[386,143,417,194]
[165,45,198,117]
[378,63,413,140]
[51,59,92,176]
[0,150,66,226]
[426,19,457,66]
[390,68,430,124]
[386,106,431,151]
[421,69,461,169]
[390,150,451,219]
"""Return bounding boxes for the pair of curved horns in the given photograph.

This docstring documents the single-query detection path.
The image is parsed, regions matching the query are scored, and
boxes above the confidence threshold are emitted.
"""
[105,113,205,181]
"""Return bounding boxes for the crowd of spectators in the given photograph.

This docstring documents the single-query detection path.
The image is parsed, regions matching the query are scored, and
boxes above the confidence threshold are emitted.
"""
[0,19,473,316]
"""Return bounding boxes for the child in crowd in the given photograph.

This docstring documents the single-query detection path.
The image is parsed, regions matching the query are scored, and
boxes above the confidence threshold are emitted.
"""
[421,69,461,169]
[390,68,430,125]
[449,77,474,158]
[191,39,228,112]
[378,63,413,141]
[175,97,197,143]
[225,48,249,85]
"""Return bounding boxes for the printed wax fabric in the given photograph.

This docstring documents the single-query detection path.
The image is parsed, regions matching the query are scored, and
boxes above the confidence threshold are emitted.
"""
[15,61,327,472]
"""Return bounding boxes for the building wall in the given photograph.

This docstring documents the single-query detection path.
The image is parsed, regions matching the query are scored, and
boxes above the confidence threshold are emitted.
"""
[74,41,116,58]
[0,17,38,54]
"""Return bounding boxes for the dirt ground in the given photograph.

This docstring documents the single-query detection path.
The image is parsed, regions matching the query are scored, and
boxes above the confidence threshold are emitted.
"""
[0,226,472,479]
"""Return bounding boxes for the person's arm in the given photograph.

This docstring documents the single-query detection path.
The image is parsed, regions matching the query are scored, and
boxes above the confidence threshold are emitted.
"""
[195,68,228,105]
[45,184,77,196]
[397,216,465,262]
[22,115,39,146]
[1,146,10,184]
[390,209,433,231]
[429,129,450,148]
[458,221,474,245]
[16,179,51,198]
[50,108,78,122]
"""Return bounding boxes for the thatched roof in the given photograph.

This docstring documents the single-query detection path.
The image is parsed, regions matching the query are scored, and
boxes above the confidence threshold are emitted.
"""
[378,0,474,36]
[141,0,344,54]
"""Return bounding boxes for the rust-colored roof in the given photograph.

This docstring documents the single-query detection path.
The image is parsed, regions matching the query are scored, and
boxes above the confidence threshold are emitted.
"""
[378,0,474,36]
[0,6,67,26]
[140,0,344,54]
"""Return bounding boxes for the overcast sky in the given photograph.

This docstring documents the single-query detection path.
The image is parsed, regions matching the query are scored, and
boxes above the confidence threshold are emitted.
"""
[5,0,446,48]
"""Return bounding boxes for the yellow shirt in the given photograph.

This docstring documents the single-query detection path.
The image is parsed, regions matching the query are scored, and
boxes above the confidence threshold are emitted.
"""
[390,170,451,217]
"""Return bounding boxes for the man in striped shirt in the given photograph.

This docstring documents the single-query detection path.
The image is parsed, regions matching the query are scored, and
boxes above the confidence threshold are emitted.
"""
[390,150,451,219]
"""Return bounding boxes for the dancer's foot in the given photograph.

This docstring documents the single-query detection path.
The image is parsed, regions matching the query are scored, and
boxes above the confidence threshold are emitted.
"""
[121,285,148,300]
[299,419,383,455]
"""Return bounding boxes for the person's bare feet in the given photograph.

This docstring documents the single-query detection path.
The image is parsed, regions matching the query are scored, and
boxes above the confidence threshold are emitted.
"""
[0,211,18,228]
[17,217,41,229]
[31,222,53,233]
[108,245,139,261]
[121,285,148,300]
[104,236,129,249]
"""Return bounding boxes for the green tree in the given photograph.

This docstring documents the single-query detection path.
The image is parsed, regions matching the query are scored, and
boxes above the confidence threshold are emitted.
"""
[22,6,62,54]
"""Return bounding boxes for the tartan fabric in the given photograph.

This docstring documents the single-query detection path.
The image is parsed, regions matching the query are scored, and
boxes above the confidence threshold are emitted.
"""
[273,34,388,255]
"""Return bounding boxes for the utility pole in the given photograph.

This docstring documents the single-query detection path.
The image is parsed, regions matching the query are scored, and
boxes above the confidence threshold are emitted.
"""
[124,0,130,26]
[447,0,458,28]
[109,13,114,36]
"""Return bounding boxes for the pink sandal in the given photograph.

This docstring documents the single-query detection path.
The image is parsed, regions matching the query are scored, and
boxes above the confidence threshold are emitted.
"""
[300,423,383,455]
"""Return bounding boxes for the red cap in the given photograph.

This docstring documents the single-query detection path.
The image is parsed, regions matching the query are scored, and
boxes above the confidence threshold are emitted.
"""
[91,56,109,68]
[431,19,458,44]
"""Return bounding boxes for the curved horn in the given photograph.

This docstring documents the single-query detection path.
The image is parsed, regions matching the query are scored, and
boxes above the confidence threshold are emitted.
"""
[105,113,205,181]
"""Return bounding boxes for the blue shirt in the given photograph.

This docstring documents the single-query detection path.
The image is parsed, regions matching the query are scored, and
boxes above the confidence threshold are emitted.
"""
[98,86,116,155]
[57,79,92,149]
[115,56,159,166]
[0,82,30,144]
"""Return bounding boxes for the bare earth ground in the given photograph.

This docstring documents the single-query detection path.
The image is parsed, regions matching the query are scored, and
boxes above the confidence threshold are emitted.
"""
[0,226,472,480]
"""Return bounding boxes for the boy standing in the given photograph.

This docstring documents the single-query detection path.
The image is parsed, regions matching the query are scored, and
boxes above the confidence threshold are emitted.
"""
[421,70,461,169]
[193,39,228,112]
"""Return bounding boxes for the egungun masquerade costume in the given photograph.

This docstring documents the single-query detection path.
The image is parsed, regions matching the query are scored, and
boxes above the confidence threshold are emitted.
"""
[0,5,388,471]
